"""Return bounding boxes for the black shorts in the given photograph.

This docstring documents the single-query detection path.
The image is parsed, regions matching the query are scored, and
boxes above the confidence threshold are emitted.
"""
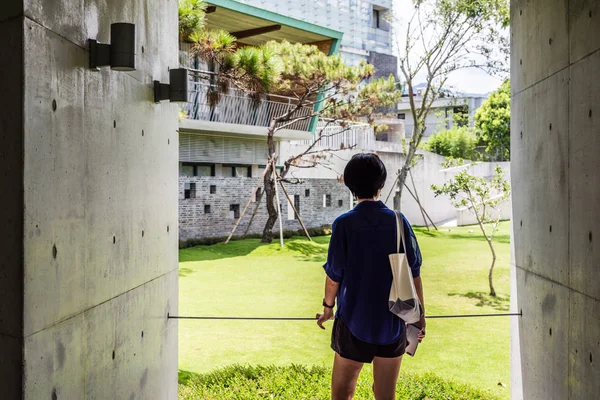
[331,318,406,363]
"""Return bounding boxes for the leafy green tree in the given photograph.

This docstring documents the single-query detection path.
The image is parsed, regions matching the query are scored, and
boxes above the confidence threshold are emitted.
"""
[179,0,207,42]
[189,37,400,243]
[423,127,478,159]
[431,163,510,297]
[475,80,510,160]
[393,0,510,204]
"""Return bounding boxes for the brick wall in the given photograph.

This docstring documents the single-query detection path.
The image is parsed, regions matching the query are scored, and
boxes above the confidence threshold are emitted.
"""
[179,176,351,240]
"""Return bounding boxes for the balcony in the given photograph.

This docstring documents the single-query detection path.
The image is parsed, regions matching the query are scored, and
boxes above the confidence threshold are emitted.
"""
[179,80,315,141]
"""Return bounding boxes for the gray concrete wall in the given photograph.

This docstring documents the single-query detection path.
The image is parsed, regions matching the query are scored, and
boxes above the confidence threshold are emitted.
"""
[511,0,600,398]
[0,0,179,398]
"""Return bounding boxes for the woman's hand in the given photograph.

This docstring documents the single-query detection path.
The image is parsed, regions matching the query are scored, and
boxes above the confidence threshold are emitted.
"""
[316,308,334,329]
[416,315,426,343]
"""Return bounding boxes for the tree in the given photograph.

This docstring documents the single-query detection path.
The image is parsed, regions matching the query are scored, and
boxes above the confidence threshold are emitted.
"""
[179,0,207,42]
[189,34,400,243]
[475,79,510,161]
[431,162,510,297]
[393,0,509,205]
[423,126,478,160]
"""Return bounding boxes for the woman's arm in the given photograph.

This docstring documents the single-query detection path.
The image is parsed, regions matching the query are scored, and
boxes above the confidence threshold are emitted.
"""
[413,276,426,342]
[317,276,339,329]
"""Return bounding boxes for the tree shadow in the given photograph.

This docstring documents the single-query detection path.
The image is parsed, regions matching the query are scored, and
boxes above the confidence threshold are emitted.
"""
[414,228,510,244]
[178,369,200,385]
[179,240,266,263]
[179,267,194,277]
[285,240,328,263]
[448,291,510,312]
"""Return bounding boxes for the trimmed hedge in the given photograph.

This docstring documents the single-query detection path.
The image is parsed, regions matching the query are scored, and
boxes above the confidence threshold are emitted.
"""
[179,226,332,249]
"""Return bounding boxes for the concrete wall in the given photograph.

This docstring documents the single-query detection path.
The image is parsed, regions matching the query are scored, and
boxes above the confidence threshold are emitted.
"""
[511,0,600,398]
[280,142,511,227]
[0,0,179,398]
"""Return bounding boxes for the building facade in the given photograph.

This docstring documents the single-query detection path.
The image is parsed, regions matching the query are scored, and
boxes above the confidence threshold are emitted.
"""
[398,94,488,139]
[237,0,395,67]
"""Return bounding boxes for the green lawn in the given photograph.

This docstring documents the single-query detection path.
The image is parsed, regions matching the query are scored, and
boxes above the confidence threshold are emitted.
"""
[178,222,511,399]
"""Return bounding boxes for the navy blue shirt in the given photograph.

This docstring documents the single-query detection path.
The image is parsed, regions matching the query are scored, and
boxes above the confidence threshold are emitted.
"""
[323,201,422,345]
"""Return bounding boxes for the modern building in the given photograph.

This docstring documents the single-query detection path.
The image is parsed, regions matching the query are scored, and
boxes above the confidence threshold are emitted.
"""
[397,89,488,139]
[237,0,397,75]
[178,0,349,240]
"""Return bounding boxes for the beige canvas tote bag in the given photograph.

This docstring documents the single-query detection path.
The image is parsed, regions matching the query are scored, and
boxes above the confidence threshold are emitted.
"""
[388,212,422,324]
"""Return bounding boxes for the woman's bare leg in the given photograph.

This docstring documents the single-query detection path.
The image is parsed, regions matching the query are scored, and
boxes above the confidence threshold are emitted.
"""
[331,353,364,400]
[372,356,402,400]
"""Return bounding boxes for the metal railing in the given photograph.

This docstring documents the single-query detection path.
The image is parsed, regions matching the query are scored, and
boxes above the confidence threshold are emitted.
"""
[291,120,376,149]
[180,80,314,132]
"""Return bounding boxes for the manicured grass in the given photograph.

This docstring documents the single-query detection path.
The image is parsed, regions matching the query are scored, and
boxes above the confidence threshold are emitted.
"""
[178,365,501,399]
[178,222,511,399]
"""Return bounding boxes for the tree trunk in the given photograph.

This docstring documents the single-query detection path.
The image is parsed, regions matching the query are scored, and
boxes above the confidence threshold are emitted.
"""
[261,128,278,243]
[396,147,416,205]
[487,238,497,297]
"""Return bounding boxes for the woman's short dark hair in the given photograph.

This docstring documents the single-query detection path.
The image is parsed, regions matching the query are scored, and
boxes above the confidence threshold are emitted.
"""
[343,153,387,199]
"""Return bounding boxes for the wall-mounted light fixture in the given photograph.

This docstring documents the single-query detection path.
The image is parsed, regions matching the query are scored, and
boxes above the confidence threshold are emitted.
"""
[154,69,188,103]
[89,23,136,71]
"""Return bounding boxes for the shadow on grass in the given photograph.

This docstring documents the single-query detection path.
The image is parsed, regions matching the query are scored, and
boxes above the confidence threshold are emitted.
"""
[448,291,510,312]
[178,370,199,385]
[179,267,194,277]
[285,241,328,263]
[179,239,266,263]
[414,228,510,245]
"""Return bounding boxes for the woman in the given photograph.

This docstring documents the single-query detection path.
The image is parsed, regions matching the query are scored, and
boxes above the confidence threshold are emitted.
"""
[317,153,426,400]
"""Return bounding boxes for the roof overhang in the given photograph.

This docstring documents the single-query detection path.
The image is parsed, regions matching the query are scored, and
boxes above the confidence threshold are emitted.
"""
[179,119,314,141]
[205,0,343,52]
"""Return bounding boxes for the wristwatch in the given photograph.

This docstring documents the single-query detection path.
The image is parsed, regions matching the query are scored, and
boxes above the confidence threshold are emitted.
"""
[322,298,335,309]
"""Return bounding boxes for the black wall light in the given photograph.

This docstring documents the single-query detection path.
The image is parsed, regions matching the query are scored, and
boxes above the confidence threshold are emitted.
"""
[89,23,136,71]
[154,69,188,103]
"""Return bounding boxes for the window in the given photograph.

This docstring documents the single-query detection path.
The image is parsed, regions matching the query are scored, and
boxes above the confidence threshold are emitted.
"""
[181,165,195,177]
[184,182,196,199]
[229,204,240,219]
[294,195,301,220]
[371,7,389,30]
[338,199,344,208]
[181,163,215,177]
[372,9,380,29]
[397,113,406,120]
[210,185,217,194]
[204,204,211,214]
[305,189,310,197]
[323,194,332,208]
[196,165,213,177]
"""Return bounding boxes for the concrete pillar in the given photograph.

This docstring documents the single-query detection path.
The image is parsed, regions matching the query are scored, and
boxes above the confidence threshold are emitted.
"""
[0,1,179,398]
[511,0,600,398]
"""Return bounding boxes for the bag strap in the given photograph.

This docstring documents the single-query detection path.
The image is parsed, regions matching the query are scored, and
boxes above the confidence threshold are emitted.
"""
[394,211,407,254]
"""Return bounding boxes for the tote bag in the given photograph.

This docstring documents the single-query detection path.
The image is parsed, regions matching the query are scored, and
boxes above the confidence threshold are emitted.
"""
[388,212,422,324]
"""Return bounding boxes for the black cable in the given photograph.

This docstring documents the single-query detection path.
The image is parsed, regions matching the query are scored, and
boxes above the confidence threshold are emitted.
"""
[169,312,521,321]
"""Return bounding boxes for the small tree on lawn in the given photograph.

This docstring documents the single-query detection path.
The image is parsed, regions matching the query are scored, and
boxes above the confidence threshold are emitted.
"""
[431,162,510,296]
[475,79,511,161]
[189,35,401,243]
[393,0,510,204]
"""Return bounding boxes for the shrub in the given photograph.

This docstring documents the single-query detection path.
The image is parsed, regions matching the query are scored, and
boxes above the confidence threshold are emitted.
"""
[179,226,332,249]
[178,365,501,400]
[423,127,478,160]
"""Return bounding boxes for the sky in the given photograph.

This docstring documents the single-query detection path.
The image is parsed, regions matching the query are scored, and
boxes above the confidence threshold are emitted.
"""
[393,0,508,96]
